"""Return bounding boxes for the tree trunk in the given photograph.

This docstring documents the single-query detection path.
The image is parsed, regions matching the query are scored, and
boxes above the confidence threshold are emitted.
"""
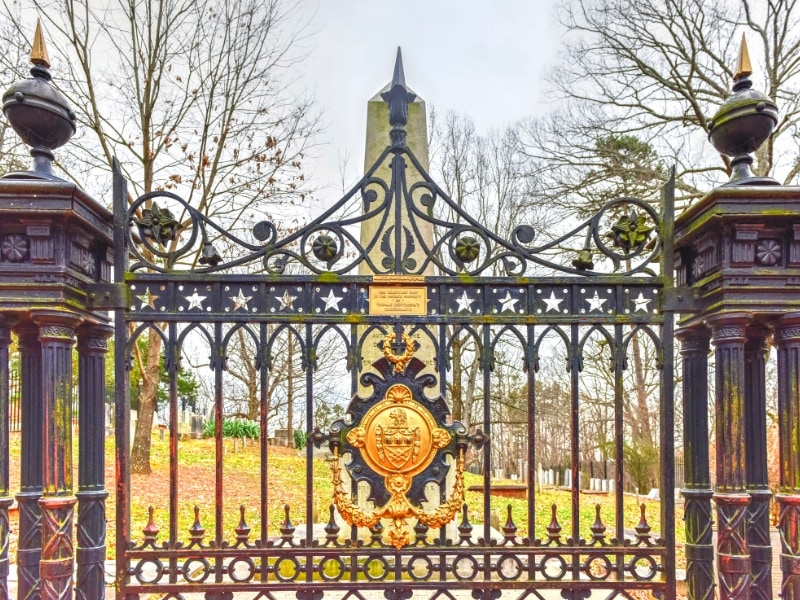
[287,337,294,448]
[130,330,161,474]
[451,334,463,422]
[630,332,654,446]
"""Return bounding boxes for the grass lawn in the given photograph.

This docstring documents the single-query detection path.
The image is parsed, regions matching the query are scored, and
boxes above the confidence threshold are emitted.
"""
[8,432,685,567]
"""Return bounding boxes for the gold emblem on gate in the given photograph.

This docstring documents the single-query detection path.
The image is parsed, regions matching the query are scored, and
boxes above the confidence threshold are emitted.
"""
[347,384,448,476]
[333,383,465,548]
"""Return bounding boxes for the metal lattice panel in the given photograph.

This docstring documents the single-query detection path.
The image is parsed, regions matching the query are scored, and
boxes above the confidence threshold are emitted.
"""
[112,56,676,599]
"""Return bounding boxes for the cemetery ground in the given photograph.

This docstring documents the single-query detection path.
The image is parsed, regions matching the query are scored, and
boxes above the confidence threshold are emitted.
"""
[6,431,686,567]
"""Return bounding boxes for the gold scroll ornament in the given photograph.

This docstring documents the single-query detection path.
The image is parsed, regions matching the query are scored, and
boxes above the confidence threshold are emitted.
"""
[331,382,465,549]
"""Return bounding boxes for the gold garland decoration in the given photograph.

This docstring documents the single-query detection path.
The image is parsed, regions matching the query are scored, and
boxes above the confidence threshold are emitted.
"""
[330,445,465,548]
[416,448,466,530]
[382,332,415,373]
[330,446,382,529]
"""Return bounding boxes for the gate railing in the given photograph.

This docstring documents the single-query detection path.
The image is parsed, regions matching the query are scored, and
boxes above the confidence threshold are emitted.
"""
[110,51,678,599]
[2,26,796,600]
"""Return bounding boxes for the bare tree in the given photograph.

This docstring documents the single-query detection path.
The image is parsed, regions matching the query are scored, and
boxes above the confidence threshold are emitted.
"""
[428,112,556,432]
[0,8,33,174]
[524,0,800,209]
[1,0,320,473]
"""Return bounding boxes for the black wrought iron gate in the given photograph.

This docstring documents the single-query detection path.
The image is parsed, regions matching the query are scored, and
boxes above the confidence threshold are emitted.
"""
[113,64,676,600]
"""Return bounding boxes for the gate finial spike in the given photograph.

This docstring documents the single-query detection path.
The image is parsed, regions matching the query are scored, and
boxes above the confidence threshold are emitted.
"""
[31,19,50,69]
[392,46,406,89]
[734,33,752,82]
[381,47,416,146]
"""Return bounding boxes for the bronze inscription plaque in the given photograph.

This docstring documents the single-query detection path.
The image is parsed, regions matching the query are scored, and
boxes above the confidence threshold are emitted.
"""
[369,286,428,316]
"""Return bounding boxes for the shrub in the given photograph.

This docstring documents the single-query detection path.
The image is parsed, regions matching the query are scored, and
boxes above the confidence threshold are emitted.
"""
[203,418,259,440]
[293,429,307,450]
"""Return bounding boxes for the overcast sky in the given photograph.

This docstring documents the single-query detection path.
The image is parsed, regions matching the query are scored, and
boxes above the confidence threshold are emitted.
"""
[294,1,564,201]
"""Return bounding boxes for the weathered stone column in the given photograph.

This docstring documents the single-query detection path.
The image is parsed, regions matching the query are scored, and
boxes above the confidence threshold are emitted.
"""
[743,325,772,599]
[708,312,752,600]
[16,323,44,600]
[677,325,715,600]
[0,319,14,598]
[774,313,800,599]
[360,47,432,277]
[33,312,81,600]
[75,324,112,599]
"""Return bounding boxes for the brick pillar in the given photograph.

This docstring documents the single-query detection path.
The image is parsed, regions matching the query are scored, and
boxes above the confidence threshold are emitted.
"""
[708,313,752,600]
[33,312,82,600]
[774,313,800,599]
[677,326,715,600]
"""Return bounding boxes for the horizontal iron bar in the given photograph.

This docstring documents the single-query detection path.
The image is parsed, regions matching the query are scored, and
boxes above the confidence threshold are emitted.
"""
[661,286,698,313]
[86,283,128,309]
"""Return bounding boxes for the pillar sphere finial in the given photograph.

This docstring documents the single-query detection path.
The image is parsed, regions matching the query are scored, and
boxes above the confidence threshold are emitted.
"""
[707,33,778,186]
[2,19,76,177]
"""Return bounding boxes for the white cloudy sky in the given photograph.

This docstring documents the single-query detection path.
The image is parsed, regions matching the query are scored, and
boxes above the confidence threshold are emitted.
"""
[293,1,564,201]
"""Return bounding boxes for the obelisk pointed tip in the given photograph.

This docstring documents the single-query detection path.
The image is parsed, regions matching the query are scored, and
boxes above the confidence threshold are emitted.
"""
[734,32,752,82]
[392,47,406,89]
[31,19,50,69]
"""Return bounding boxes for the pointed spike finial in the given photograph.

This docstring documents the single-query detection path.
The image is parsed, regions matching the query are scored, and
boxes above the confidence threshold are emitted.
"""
[31,19,50,69]
[734,33,752,82]
[381,47,416,147]
[392,47,406,89]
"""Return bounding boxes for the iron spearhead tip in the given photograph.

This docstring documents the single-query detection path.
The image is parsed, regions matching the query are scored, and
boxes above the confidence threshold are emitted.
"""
[392,46,406,89]
[381,48,416,144]
[31,19,51,69]
[734,32,752,82]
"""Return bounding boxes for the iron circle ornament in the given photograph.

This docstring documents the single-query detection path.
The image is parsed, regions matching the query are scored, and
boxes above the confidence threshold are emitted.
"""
[318,556,345,582]
[592,198,660,267]
[584,554,613,581]
[227,556,256,583]
[454,235,480,263]
[129,192,196,255]
[181,557,211,583]
[452,555,479,581]
[132,558,165,585]
[496,554,524,581]
[407,555,434,581]
[363,556,390,581]
[539,554,568,580]
[273,556,301,582]
[311,233,338,262]
[629,554,659,581]
[252,220,277,244]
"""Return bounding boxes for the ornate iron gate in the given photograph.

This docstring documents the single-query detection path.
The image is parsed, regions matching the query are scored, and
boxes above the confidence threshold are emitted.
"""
[113,60,676,599]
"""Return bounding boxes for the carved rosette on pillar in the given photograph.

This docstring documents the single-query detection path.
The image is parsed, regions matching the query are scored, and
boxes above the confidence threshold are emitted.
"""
[677,327,715,600]
[774,315,800,599]
[34,312,82,600]
[708,313,752,599]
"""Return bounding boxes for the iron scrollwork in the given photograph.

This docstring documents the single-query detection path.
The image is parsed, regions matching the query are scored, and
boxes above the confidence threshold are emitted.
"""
[123,149,664,278]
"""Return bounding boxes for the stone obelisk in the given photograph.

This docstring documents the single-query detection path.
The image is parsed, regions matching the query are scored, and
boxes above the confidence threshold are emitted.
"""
[353,50,443,534]
[358,47,434,276]
[357,48,437,380]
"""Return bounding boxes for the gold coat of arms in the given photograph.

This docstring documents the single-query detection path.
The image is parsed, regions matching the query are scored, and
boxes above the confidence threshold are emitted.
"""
[329,332,467,548]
